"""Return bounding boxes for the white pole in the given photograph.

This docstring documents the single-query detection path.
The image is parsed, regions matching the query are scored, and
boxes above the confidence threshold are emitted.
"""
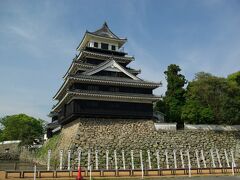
[131,150,135,170]
[47,150,51,171]
[210,149,216,168]
[165,150,169,169]
[122,150,126,170]
[232,161,235,176]
[216,149,222,168]
[78,150,82,168]
[224,149,230,167]
[195,149,200,168]
[33,164,36,180]
[140,150,144,179]
[180,149,185,168]
[90,165,92,180]
[114,150,118,171]
[156,150,160,169]
[67,150,71,171]
[147,150,152,169]
[173,149,177,169]
[231,149,236,167]
[186,150,191,178]
[87,150,91,171]
[201,150,206,168]
[59,150,63,170]
[106,150,109,170]
[95,150,99,170]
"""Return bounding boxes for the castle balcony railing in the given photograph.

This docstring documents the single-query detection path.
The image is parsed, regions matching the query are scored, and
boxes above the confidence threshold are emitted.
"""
[85,46,127,57]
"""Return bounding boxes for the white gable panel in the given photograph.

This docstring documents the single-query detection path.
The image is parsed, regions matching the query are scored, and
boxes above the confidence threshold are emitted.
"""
[105,67,121,72]
[83,60,140,80]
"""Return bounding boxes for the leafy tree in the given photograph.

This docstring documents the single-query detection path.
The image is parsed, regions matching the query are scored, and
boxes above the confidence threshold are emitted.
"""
[0,129,3,142]
[224,71,240,124]
[227,71,240,86]
[154,97,167,114]
[0,114,46,146]
[182,72,240,125]
[181,98,214,124]
[163,64,187,129]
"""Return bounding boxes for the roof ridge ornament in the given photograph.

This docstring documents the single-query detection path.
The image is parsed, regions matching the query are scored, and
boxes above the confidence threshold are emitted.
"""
[91,22,119,39]
[103,21,108,28]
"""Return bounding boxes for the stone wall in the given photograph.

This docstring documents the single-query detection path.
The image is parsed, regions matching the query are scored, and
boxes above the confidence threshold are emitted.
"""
[0,143,20,160]
[45,119,80,164]
[50,118,240,169]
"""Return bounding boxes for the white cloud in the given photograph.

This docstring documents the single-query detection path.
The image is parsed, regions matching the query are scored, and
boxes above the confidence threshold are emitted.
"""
[8,25,35,40]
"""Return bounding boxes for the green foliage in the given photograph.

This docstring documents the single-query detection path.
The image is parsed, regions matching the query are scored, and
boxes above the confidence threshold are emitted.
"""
[227,71,240,86]
[0,114,46,145]
[0,129,3,142]
[36,134,60,165]
[163,64,187,128]
[181,99,214,124]
[156,66,240,125]
[154,98,167,114]
[182,72,240,125]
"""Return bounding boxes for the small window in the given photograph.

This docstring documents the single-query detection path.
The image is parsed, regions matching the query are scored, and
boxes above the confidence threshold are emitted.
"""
[94,42,98,48]
[101,43,109,50]
[111,45,116,51]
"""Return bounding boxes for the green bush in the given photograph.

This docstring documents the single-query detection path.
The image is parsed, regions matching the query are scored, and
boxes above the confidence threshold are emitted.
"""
[36,134,60,164]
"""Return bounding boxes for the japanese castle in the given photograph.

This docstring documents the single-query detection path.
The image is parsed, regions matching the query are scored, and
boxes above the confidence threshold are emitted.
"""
[48,22,160,134]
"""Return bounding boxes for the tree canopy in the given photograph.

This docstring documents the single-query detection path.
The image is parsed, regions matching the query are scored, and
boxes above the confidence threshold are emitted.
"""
[155,64,187,129]
[155,66,240,125]
[182,72,240,125]
[0,114,46,145]
[227,71,240,86]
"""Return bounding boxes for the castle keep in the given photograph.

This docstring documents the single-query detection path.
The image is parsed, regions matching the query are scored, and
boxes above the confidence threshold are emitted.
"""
[48,22,160,135]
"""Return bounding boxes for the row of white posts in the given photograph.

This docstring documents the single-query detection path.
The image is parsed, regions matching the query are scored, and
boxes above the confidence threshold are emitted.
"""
[46,149,237,171]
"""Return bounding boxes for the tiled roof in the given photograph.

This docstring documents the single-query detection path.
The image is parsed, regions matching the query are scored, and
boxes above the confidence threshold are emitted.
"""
[63,61,140,79]
[53,90,160,111]
[90,22,120,39]
[71,89,159,98]
[75,61,140,74]
[70,74,161,87]
[79,50,134,62]
[47,120,60,129]
[56,70,157,101]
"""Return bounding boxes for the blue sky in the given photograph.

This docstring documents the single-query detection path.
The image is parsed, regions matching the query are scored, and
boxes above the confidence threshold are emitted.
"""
[0,0,240,121]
